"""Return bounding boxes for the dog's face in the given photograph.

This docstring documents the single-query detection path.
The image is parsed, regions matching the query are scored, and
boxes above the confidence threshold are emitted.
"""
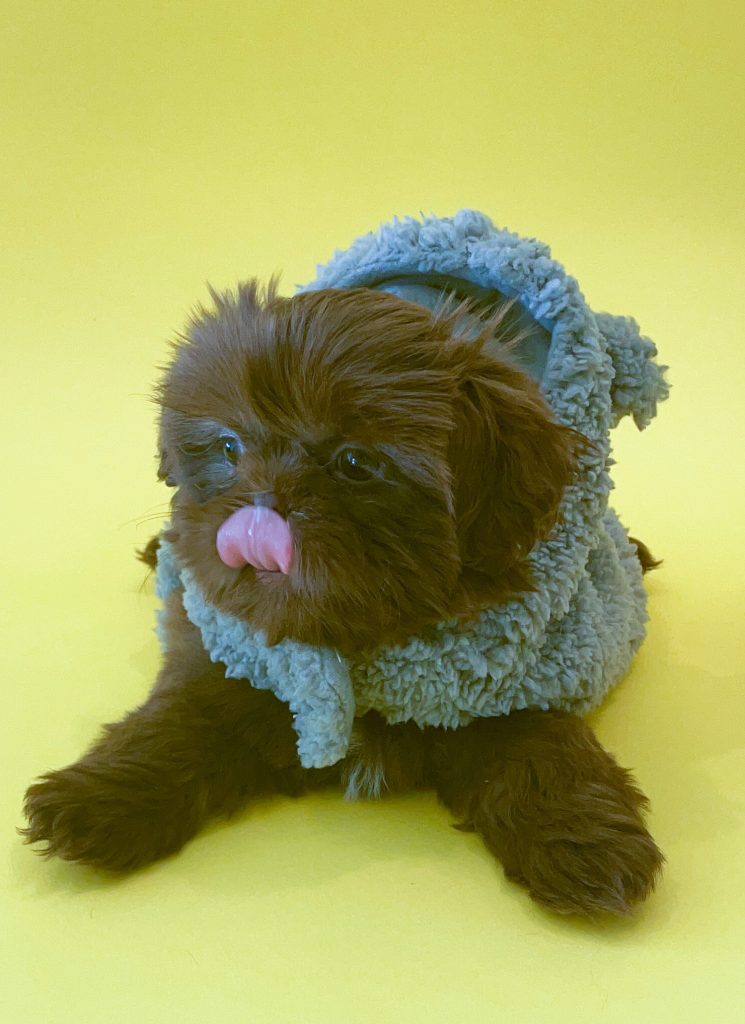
[157,283,583,654]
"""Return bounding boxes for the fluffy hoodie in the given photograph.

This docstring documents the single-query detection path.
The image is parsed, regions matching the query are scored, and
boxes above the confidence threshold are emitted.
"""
[156,210,669,768]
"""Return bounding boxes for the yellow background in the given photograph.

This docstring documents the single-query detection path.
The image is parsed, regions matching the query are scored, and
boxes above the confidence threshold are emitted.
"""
[2,2,744,1021]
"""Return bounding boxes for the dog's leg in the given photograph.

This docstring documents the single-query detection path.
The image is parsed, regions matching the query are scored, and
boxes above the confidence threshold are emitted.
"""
[21,600,333,871]
[431,710,664,915]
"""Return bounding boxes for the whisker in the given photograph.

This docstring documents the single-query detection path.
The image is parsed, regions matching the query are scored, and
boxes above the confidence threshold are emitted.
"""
[137,567,156,594]
[118,505,173,530]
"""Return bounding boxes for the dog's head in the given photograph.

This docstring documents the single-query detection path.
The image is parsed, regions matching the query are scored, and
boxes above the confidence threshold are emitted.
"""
[157,282,585,654]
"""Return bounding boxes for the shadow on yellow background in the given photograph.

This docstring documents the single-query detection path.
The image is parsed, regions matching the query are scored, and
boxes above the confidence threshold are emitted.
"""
[2,2,743,1021]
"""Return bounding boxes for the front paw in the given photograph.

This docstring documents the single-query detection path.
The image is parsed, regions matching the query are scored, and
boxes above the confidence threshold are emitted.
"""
[478,781,665,917]
[21,762,199,872]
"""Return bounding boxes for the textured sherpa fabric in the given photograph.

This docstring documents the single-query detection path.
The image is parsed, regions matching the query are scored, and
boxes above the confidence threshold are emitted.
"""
[156,210,669,769]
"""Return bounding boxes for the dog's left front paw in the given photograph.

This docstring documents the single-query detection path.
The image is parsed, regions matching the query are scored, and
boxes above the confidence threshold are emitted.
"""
[477,779,665,917]
[507,813,664,917]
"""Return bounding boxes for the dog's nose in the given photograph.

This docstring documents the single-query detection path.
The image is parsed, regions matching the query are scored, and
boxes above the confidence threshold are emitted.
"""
[251,491,278,510]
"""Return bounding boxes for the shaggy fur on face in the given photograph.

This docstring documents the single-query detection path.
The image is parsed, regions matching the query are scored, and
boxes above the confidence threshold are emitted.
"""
[21,283,663,918]
[157,282,585,653]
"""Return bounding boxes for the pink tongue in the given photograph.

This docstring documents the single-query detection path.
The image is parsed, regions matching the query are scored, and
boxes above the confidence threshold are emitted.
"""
[216,506,294,574]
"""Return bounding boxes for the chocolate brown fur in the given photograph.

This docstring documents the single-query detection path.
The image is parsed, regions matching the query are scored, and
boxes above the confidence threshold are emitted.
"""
[155,284,586,651]
[23,283,663,915]
[629,536,663,574]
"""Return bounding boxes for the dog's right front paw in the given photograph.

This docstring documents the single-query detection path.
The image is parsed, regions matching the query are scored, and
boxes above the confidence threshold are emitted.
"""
[21,762,198,872]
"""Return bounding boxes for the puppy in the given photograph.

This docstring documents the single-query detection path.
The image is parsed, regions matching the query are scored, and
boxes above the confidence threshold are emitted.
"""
[22,283,663,915]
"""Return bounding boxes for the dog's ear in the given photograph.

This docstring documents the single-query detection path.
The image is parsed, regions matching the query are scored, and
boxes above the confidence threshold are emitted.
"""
[448,344,588,600]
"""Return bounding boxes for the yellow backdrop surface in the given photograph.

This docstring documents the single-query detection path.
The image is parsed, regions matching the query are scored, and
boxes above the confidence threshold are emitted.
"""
[2,2,744,1022]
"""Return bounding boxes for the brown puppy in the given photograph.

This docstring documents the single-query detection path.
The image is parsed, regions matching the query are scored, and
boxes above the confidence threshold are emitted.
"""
[22,283,663,916]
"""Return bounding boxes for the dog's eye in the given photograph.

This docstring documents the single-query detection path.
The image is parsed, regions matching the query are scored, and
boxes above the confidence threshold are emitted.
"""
[334,447,381,482]
[178,434,242,463]
[222,436,241,465]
